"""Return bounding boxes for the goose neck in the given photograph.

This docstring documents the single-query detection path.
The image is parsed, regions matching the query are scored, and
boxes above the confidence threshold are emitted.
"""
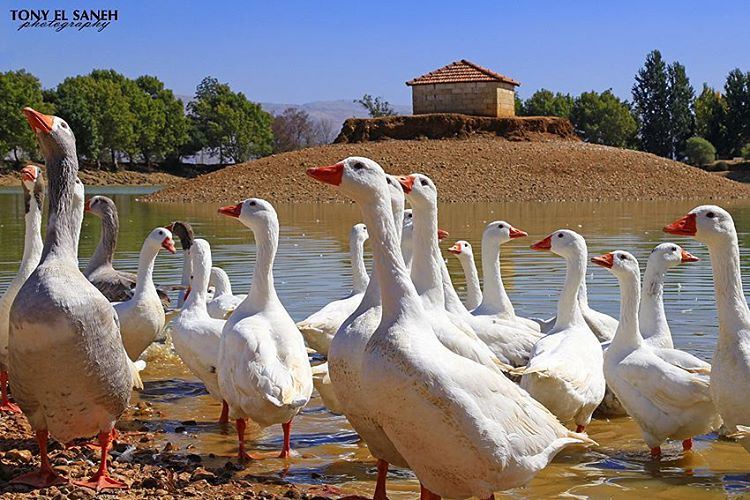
[478,238,514,316]
[238,218,280,312]
[638,264,669,341]
[457,255,482,310]
[611,270,643,351]
[42,156,79,265]
[86,208,118,273]
[708,236,750,340]
[556,250,587,328]
[212,270,233,296]
[133,243,159,297]
[410,202,444,308]
[360,192,417,324]
[19,198,44,277]
[350,234,369,293]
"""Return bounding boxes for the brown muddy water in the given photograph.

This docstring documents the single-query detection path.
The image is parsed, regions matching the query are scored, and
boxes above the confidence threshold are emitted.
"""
[1,186,749,498]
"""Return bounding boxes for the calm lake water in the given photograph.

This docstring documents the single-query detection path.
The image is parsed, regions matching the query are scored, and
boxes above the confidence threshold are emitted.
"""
[1,185,749,498]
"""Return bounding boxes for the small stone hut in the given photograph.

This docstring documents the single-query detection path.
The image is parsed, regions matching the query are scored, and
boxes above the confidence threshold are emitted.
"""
[406,59,520,117]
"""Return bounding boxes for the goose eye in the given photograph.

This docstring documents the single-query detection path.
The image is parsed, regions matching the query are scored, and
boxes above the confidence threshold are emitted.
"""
[386,178,392,185]
[420,179,429,187]
[249,201,256,206]
[706,211,715,218]
[61,122,68,129]
[353,162,364,170]
[619,254,627,260]
[158,231,164,236]
[557,233,563,238]
[671,246,677,252]
[498,224,505,229]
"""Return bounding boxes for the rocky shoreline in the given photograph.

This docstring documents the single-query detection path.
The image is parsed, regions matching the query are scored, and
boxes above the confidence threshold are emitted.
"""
[0,410,348,499]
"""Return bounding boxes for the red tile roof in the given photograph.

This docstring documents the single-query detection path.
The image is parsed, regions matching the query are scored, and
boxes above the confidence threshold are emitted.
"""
[406,59,520,87]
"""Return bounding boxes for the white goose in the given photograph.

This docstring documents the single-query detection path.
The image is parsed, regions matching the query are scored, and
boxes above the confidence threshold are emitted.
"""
[218,198,312,460]
[9,108,132,491]
[296,223,369,355]
[640,243,698,349]
[113,228,176,361]
[207,266,246,320]
[470,221,541,332]
[399,174,540,368]
[519,230,605,432]
[448,240,482,310]
[594,250,721,456]
[665,205,750,451]
[399,173,517,372]
[326,169,410,500]
[0,166,44,414]
[310,361,342,415]
[308,158,594,499]
[171,238,229,424]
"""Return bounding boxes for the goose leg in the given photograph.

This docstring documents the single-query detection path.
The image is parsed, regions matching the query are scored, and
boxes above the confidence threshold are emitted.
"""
[373,459,389,500]
[575,424,585,433]
[236,418,261,461]
[11,430,66,488]
[650,446,661,458]
[0,371,21,413]
[420,483,441,500]
[682,438,693,452]
[219,400,229,424]
[73,431,127,491]
[279,420,293,458]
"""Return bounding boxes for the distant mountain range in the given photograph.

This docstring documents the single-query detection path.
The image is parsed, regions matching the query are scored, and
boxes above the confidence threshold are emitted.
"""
[177,96,411,133]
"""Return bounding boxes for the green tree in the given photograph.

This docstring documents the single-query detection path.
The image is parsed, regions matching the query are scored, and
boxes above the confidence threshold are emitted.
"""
[724,69,750,156]
[89,70,138,168]
[695,84,728,157]
[355,94,396,117]
[52,75,102,164]
[632,50,672,157]
[134,75,189,164]
[188,77,273,163]
[570,90,637,147]
[272,108,326,153]
[684,136,716,166]
[667,62,695,160]
[0,70,51,164]
[519,89,573,118]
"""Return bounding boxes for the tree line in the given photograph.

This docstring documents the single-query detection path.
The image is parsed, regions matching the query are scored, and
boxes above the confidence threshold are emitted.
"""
[0,69,333,169]
[515,49,750,166]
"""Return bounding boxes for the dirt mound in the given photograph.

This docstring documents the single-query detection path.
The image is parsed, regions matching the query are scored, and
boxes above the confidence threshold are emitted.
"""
[144,137,750,204]
[335,114,577,143]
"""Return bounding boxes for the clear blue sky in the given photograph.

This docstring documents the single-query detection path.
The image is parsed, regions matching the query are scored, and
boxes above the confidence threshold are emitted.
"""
[2,0,748,104]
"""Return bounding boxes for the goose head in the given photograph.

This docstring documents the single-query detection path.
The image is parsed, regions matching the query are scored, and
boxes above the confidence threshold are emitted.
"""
[448,240,474,261]
[592,250,640,281]
[23,107,76,161]
[398,173,437,211]
[218,197,278,231]
[483,220,528,246]
[647,242,698,273]
[146,227,177,254]
[166,221,194,251]
[351,223,369,244]
[307,156,391,204]
[664,205,736,245]
[385,174,405,213]
[84,195,116,219]
[20,165,45,213]
[188,238,213,293]
[531,229,586,260]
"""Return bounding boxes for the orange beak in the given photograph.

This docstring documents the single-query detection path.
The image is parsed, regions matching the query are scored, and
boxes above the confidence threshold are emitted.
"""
[664,213,697,236]
[23,107,54,134]
[448,242,462,255]
[162,237,177,254]
[680,249,699,263]
[84,199,92,212]
[218,203,242,218]
[509,226,528,239]
[437,228,449,240]
[531,235,552,251]
[591,253,615,268]
[398,175,415,194]
[307,162,344,186]
[21,165,38,182]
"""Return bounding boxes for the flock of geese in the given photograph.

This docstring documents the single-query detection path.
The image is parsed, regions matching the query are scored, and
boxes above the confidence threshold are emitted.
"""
[0,107,748,498]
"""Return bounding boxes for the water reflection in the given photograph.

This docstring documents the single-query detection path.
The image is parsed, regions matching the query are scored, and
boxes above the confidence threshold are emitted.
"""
[0,186,749,497]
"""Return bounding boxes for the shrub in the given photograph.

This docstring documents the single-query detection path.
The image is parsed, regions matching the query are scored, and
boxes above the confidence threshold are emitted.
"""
[684,137,716,166]
[741,143,750,160]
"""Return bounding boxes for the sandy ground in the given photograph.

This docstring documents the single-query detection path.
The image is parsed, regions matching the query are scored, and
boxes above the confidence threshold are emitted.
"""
[0,169,182,188]
[0,410,350,499]
[143,137,750,204]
